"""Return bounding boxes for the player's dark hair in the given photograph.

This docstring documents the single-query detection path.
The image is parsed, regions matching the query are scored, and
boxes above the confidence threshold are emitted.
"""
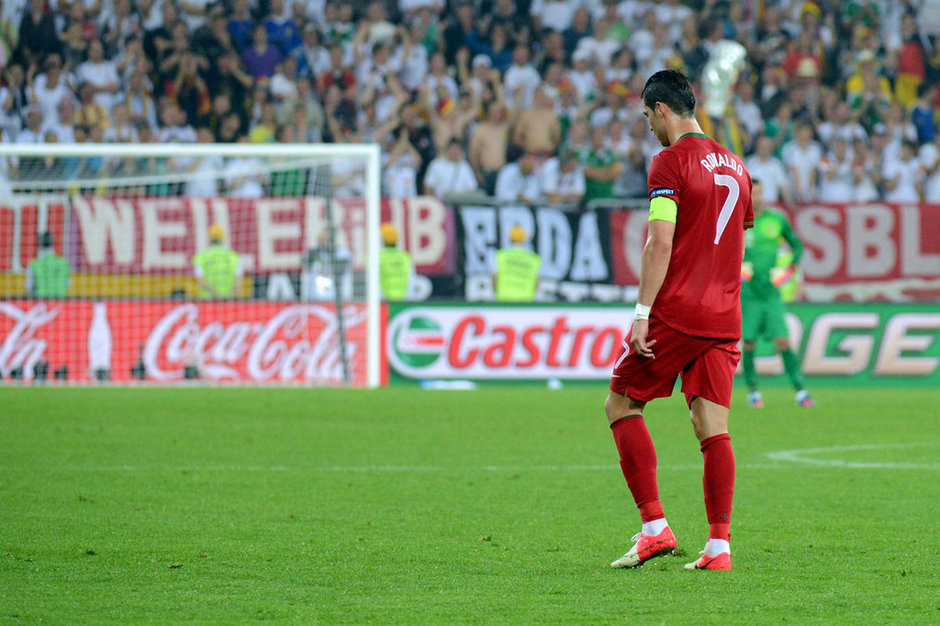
[641,70,696,117]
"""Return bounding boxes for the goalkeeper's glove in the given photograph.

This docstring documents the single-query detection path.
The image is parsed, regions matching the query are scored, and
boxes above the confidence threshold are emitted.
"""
[770,265,796,288]
[741,261,754,282]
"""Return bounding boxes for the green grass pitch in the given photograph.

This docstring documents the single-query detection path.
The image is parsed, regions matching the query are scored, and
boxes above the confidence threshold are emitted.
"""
[1,385,937,623]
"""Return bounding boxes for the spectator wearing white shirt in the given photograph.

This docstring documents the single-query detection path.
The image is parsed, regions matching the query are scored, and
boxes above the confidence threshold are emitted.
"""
[503,44,541,111]
[76,40,122,113]
[41,98,77,144]
[16,105,45,143]
[781,122,822,203]
[850,137,881,203]
[157,103,198,144]
[103,103,139,143]
[269,56,300,101]
[185,127,223,197]
[392,23,429,93]
[294,0,325,26]
[531,0,579,33]
[28,54,73,124]
[733,80,763,143]
[495,152,542,205]
[638,19,676,77]
[818,138,856,202]
[383,130,421,199]
[627,10,657,67]
[918,132,940,202]
[179,0,211,33]
[816,101,867,146]
[423,139,479,198]
[746,135,794,206]
[882,140,923,203]
[355,41,397,99]
[225,137,269,198]
[881,103,918,164]
[400,0,444,21]
[424,50,458,108]
[102,0,141,57]
[465,54,495,101]
[541,150,585,206]
[575,16,620,68]
[568,48,597,104]
[294,24,331,80]
[654,0,691,42]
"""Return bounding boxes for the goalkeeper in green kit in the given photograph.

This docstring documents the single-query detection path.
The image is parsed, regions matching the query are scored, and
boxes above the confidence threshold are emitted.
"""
[741,180,816,409]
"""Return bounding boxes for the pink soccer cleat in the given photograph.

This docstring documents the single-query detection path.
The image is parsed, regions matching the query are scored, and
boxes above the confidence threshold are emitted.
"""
[610,527,678,568]
[684,551,732,571]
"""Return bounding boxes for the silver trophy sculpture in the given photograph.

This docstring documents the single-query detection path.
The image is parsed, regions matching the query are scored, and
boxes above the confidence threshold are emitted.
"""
[701,39,748,120]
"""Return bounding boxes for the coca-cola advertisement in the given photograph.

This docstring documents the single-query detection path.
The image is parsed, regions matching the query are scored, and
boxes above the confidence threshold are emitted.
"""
[0,300,373,385]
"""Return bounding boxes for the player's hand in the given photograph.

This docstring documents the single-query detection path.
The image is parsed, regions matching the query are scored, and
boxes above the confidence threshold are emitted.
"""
[630,319,656,359]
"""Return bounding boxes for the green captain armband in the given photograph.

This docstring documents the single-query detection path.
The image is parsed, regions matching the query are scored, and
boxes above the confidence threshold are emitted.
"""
[649,196,677,223]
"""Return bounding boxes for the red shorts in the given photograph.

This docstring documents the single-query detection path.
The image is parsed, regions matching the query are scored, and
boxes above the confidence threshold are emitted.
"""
[609,316,741,408]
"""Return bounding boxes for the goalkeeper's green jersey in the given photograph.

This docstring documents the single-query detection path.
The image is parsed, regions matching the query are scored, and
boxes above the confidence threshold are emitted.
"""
[742,208,803,300]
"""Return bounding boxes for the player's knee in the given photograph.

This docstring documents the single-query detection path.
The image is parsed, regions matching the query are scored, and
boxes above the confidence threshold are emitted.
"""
[604,394,618,422]
[605,392,643,423]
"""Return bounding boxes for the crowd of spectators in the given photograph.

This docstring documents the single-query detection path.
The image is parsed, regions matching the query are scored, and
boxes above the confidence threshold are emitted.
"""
[2,0,939,205]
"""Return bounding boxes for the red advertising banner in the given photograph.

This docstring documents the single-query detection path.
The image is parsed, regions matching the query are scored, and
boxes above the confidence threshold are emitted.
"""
[0,199,68,271]
[793,204,940,300]
[0,300,372,385]
[0,196,456,275]
[610,203,940,301]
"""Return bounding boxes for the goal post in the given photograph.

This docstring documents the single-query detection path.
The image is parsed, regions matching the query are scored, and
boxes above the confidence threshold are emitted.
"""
[0,142,382,388]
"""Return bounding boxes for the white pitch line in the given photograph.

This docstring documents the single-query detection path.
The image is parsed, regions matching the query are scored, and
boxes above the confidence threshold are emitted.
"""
[766,442,940,470]
[7,448,938,473]
[0,463,793,473]
[317,463,787,472]
[0,465,292,472]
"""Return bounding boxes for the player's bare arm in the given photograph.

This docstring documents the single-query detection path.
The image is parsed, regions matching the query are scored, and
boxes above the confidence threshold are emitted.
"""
[631,218,674,359]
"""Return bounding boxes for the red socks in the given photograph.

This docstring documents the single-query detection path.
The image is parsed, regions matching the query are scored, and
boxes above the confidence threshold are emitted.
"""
[611,418,734,541]
[610,415,663,522]
[700,433,735,541]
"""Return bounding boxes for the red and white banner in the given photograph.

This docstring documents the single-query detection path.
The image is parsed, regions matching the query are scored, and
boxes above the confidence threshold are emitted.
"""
[0,196,456,275]
[0,199,68,271]
[0,300,372,385]
[609,203,940,301]
[794,204,940,301]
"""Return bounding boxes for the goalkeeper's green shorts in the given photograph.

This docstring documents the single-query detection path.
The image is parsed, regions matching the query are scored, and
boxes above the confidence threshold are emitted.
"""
[741,293,789,342]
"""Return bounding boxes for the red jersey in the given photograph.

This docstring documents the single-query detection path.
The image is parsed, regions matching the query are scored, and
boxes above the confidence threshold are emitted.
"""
[647,133,753,339]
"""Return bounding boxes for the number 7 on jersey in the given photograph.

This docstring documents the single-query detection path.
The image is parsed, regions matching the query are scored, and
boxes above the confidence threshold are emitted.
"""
[713,174,740,245]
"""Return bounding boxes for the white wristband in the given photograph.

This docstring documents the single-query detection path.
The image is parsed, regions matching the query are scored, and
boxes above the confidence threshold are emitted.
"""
[634,303,651,320]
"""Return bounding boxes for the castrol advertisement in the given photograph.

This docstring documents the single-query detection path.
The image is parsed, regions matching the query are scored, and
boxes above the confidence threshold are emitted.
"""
[0,300,371,385]
[387,305,630,379]
[387,303,940,385]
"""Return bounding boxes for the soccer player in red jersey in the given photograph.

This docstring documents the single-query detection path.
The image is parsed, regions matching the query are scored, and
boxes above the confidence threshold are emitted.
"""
[606,70,753,571]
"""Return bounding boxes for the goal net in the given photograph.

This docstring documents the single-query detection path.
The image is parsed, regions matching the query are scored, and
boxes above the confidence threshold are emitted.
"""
[0,142,382,387]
